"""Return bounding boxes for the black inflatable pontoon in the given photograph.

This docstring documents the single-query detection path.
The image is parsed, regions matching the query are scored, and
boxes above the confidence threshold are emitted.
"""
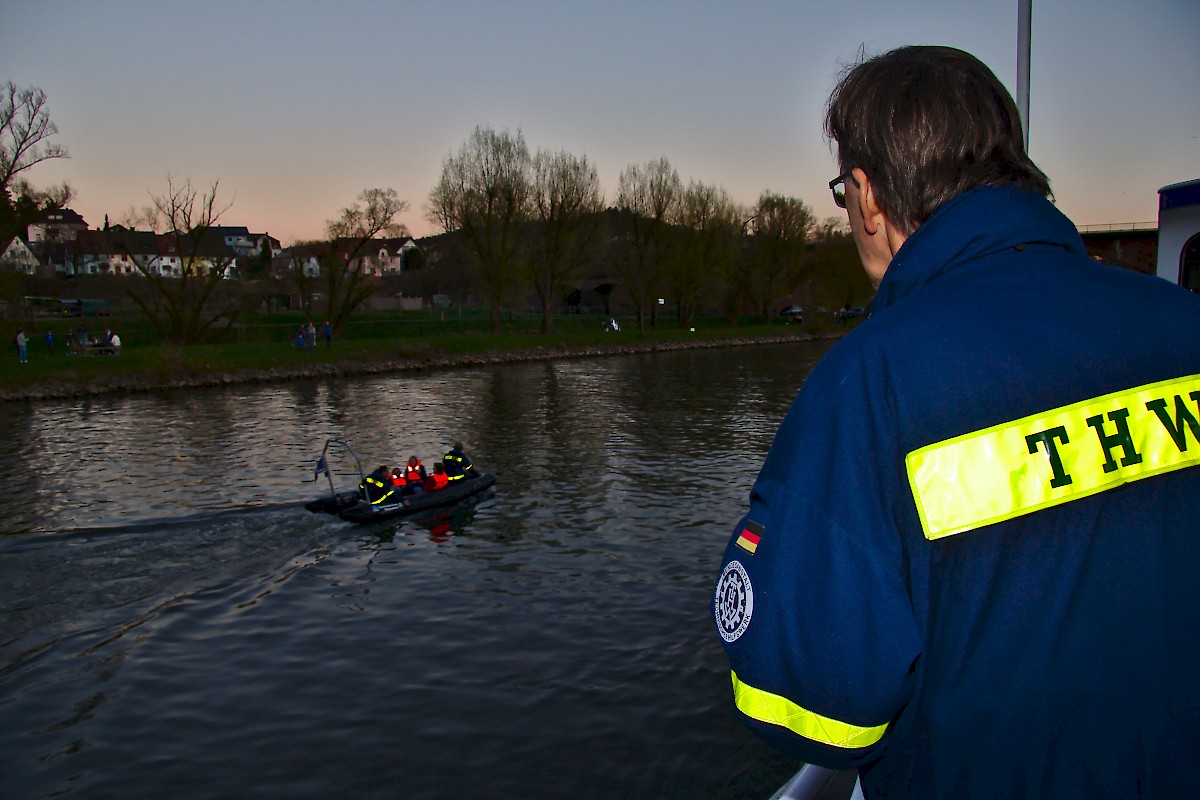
[305,438,495,524]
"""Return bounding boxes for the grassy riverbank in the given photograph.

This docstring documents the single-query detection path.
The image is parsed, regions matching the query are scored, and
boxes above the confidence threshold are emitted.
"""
[2,311,849,402]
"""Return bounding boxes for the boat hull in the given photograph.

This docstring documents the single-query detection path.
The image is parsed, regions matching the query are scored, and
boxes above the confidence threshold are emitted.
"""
[307,473,496,524]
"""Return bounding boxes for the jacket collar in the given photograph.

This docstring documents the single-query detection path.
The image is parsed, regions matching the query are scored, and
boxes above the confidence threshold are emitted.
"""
[872,185,1086,313]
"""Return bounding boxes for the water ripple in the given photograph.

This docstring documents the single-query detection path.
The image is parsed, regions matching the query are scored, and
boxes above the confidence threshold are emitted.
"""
[0,341,834,799]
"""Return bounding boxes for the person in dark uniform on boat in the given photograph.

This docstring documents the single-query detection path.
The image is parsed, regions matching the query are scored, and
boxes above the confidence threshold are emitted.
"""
[442,443,476,481]
[359,464,396,505]
[713,45,1200,800]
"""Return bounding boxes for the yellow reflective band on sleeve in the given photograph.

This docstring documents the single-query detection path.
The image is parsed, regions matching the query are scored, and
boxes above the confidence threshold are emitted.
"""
[907,374,1200,540]
[731,671,889,749]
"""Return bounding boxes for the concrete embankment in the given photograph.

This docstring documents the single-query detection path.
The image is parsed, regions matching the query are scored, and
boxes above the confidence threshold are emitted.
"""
[1,331,838,403]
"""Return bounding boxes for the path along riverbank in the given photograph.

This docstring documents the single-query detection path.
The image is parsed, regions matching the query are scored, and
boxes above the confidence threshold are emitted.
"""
[1,330,840,403]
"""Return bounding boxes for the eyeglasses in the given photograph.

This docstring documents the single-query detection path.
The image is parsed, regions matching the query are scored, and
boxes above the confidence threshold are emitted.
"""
[829,171,854,209]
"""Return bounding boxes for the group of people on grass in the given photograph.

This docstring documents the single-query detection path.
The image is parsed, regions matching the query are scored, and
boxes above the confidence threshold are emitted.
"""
[359,443,478,505]
[294,321,333,350]
[12,327,121,361]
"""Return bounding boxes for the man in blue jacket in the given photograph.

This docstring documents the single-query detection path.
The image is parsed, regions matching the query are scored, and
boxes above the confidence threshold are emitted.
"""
[714,45,1200,799]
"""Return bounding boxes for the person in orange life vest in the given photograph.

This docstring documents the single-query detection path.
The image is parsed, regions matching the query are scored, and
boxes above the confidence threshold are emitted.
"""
[424,462,449,492]
[390,467,406,488]
[403,456,428,488]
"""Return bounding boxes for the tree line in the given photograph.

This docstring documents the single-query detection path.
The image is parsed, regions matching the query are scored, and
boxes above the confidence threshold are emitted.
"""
[3,83,869,345]
[426,126,854,335]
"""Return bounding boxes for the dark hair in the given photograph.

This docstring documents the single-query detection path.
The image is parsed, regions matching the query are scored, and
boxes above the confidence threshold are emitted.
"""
[824,45,1051,234]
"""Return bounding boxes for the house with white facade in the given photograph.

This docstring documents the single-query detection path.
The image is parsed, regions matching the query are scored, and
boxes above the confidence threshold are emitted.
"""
[211,226,253,255]
[1,236,40,274]
[252,232,283,259]
[67,228,160,276]
[16,208,299,281]
[343,236,421,276]
[279,236,421,279]
[27,208,89,244]
[372,237,421,275]
[279,242,326,278]
[60,228,238,277]
[208,227,283,259]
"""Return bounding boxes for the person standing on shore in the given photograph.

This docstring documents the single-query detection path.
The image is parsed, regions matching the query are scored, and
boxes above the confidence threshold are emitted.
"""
[713,45,1200,799]
[323,320,332,347]
[45,330,54,355]
[14,330,28,363]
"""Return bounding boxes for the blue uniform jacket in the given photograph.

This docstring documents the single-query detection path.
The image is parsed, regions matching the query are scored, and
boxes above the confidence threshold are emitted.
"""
[714,185,1200,798]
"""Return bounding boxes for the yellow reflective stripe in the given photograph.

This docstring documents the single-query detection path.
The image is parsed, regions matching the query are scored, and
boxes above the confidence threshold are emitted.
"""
[907,374,1200,540]
[731,671,888,749]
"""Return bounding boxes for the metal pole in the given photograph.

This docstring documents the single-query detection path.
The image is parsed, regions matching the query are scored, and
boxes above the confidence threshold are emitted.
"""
[1017,0,1033,151]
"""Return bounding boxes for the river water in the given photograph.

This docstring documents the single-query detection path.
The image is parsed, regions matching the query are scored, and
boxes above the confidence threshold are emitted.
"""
[0,339,835,799]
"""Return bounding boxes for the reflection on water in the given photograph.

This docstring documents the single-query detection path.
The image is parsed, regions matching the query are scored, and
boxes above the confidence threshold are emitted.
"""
[0,340,835,800]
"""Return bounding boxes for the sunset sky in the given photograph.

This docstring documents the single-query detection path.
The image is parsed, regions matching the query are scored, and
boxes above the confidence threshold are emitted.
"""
[3,0,1197,245]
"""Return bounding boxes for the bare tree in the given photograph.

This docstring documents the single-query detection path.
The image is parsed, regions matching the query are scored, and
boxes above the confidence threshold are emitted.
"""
[673,180,740,327]
[426,126,531,332]
[124,176,240,345]
[319,188,409,334]
[744,191,813,321]
[614,157,681,332]
[119,203,160,231]
[527,148,604,333]
[1,83,68,195]
[0,83,71,240]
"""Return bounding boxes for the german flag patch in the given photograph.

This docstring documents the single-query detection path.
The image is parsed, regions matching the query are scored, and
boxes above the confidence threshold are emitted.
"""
[735,520,763,554]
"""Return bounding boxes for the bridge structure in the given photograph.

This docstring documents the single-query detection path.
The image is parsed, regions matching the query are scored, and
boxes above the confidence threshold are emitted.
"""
[1077,223,1159,276]
[1072,178,1200,293]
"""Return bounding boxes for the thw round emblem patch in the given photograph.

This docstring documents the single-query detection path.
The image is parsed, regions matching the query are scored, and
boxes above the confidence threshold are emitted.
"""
[714,560,754,643]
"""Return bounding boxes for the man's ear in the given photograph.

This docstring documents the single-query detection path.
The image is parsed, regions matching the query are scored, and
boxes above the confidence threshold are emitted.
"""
[851,167,883,236]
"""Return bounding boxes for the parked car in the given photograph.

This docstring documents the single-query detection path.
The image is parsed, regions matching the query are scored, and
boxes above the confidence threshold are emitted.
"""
[779,305,803,323]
